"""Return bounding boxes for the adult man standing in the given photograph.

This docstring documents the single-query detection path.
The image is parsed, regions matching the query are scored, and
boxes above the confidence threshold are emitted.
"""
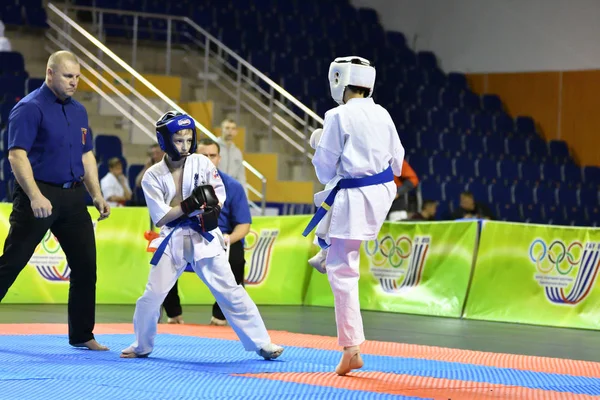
[0,50,110,350]
[217,118,246,192]
[161,138,252,326]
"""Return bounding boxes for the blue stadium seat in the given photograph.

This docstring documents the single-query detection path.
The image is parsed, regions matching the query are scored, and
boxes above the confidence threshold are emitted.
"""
[127,164,145,191]
[450,110,473,131]
[439,88,461,109]
[94,135,123,163]
[447,72,467,90]
[24,6,49,28]
[466,181,489,203]
[490,183,511,204]
[0,52,26,77]
[545,205,567,225]
[425,68,446,87]
[1,102,16,125]
[1,157,12,181]
[505,138,528,160]
[418,86,440,109]
[585,206,600,226]
[420,180,443,202]
[476,158,498,180]
[463,135,484,157]
[535,186,557,206]
[439,133,462,154]
[498,159,519,181]
[428,109,451,130]
[386,31,407,48]
[557,187,578,208]
[548,140,569,159]
[26,77,44,94]
[562,164,582,184]
[473,113,494,133]
[481,94,502,113]
[407,155,430,177]
[527,137,548,159]
[542,164,562,183]
[417,51,437,69]
[520,162,542,183]
[431,155,453,177]
[515,116,535,135]
[496,203,521,222]
[522,203,545,224]
[461,91,481,111]
[1,127,8,152]
[484,136,505,158]
[494,113,514,134]
[442,181,464,203]
[0,76,26,102]
[1,4,24,25]
[512,182,534,205]
[579,188,598,206]
[453,157,475,179]
[583,166,600,184]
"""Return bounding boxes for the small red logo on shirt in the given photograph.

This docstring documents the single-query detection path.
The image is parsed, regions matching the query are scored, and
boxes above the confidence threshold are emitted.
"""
[213,169,220,180]
[81,128,87,145]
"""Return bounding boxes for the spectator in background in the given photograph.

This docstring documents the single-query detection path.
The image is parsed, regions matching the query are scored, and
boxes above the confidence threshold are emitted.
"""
[135,143,164,189]
[100,157,132,207]
[0,22,12,52]
[452,191,494,220]
[217,118,247,192]
[410,200,438,221]
[388,160,419,221]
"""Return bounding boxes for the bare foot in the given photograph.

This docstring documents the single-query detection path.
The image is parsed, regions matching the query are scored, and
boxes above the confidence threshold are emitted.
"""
[209,317,227,326]
[335,347,364,376]
[72,339,109,351]
[167,315,184,324]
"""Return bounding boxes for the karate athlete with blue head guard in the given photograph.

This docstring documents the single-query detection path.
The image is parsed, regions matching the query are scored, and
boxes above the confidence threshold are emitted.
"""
[303,57,405,375]
[121,111,283,360]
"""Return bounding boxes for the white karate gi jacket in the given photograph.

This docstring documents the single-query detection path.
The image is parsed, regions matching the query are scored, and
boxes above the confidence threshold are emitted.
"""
[312,97,405,242]
[142,154,227,265]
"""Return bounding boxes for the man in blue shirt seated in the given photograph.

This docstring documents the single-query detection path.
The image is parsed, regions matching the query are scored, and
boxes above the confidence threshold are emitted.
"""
[0,51,111,350]
[161,138,252,325]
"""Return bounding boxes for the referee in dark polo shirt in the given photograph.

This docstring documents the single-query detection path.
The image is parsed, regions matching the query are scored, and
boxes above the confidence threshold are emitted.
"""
[0,50,110,351]
[162,138,252,326]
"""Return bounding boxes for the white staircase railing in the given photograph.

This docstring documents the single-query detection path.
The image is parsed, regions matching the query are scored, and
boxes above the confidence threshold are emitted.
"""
[46,2,267,213]
[57,2,325,179]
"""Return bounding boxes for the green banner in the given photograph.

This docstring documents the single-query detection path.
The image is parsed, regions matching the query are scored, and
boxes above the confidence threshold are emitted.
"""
[177,215,314,305]
[0,203,313,306]
[463,221,600,329]
[304,221,478,317]
[0,204,152,304]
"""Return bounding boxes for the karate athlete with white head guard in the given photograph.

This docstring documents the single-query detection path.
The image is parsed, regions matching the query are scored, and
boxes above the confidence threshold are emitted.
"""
[121,111,283,360]
[303,57,405,375]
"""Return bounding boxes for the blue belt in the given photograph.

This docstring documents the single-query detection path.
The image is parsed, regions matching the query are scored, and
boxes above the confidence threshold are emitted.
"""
[302,166,394,244]
[150,217,214,266]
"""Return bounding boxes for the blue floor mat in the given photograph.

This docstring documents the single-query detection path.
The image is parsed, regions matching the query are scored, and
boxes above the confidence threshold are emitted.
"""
[1,334,599,399]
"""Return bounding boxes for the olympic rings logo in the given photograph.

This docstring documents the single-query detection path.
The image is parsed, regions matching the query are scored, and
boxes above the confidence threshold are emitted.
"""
[365,235,413,268]
[529,239,583,275]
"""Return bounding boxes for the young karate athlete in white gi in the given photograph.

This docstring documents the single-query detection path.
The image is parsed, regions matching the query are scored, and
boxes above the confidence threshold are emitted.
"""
[303,57,405,375]
[121,111,283,360]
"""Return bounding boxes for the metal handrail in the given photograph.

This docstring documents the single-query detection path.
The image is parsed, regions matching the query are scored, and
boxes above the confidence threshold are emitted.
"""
[57,3,324,125]
[47,2,268,212]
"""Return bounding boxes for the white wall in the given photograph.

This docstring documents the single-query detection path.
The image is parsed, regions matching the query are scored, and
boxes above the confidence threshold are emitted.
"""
[350,0,600,73]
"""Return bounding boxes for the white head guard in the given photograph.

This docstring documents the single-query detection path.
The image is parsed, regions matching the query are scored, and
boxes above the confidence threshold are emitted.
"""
[328,56,376,105]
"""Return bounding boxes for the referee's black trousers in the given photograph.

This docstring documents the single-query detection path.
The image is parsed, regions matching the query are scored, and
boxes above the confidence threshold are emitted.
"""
[0,182,97,345]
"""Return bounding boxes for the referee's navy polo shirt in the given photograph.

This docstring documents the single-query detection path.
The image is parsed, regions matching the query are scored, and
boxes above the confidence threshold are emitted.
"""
[218,170,252,235]
[7,83,93,185]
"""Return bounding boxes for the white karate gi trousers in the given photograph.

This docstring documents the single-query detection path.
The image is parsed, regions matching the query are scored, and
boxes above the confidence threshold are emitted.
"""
[326,237,365,347]
[128,235,271,355]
